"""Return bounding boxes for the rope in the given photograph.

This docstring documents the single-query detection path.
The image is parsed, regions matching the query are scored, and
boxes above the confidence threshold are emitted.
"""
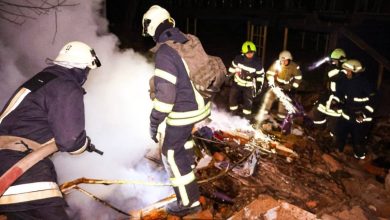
[73,186,131,217]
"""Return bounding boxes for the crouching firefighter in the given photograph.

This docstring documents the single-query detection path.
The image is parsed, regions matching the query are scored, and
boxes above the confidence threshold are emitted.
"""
[227,41,265,119]
[256,50,302,122]
[334,59,376,160]
[143,5,210,217]
[0,41,102,219]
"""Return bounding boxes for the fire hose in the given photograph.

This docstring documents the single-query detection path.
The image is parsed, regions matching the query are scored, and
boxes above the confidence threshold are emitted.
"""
[0,139,58,196]
[58,149,254,216]
[0,139,104,196]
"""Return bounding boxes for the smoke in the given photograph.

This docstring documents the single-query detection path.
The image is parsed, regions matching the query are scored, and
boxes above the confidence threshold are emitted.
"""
[197,106,273,142]
[0,0,172,219]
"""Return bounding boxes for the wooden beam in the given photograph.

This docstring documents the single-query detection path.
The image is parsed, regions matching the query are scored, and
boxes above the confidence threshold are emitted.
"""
[283,27,288,50]
[339,28,390,71]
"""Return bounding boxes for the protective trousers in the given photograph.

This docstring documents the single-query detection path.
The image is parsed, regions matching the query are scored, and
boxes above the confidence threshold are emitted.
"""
[259,88,287,118]
[1,205,69,220]
[229,83,253,115]
[335,118,371,156]
[161,124,199,207]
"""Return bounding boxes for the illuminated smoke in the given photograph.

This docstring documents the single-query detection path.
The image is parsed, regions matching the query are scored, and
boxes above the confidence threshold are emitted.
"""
[307,56,330,71]
[196,106,272,142]
[0,0,172,219]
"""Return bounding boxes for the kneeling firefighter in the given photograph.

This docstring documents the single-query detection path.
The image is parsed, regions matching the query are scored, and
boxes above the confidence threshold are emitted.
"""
[0,41,102,219]
[143,5,211,217]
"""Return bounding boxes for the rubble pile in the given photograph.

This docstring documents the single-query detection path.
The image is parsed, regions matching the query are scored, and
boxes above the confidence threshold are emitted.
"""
[140,114,390,219]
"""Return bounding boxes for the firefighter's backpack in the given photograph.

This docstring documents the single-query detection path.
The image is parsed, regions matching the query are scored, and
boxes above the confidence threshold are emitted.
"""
[153,34,226,100]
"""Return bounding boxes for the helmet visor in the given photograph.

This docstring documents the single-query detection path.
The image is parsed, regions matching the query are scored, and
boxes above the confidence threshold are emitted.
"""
[142,19,151,37]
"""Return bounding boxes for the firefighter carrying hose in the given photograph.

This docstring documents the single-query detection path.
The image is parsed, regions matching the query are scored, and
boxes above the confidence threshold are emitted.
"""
[334,59,376,160]
[143,5,210,217]
[256,50,302,123]
[0,41,101,219]
[227,41,265,120]
[312,48,347,135]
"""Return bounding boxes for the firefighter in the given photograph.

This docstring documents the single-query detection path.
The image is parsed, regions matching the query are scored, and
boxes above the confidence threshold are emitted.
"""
[334,59,376,159]
[256,50,302,122]
[0,41,101,219]
[143,5,210,216]
[227,41,265,119]
[312,48,347,134]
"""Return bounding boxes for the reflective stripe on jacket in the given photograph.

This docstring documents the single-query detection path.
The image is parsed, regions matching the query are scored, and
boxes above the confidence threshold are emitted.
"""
[0,182,62,205]
[150,28,210,127]
[229,54,264,87]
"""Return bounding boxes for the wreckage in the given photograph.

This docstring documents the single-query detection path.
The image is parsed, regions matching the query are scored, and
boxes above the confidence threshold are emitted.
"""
[37,112,389,220]
[1,88,388,219]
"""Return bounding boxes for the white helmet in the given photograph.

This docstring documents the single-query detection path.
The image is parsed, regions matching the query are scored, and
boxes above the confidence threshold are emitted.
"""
[142,5,175,37]
[279,50,293,61]
[342,59,365,73]
[54,41,101,69]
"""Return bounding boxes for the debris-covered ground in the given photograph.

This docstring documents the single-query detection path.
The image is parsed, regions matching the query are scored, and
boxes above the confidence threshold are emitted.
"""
[136,90,390,220]
[2,92,389,220]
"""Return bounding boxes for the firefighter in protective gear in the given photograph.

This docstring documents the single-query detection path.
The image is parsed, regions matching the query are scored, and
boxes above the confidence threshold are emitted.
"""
[256,50,302,121]
[312,48,347,132]
[143,5,208,217]
[228,41,265,118]
[0,41,101,219]
[334,59,376,159]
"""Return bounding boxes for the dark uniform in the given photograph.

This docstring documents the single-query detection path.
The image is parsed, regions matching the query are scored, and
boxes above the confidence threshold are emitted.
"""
[334,71,376,158]
[228,54,264,117]
[312,67,344,132]
[0,65,91,219]
[150,27,210,208]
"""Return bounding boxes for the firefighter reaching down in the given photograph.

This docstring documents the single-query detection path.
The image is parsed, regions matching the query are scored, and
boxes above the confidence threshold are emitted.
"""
[0,41,102,219]
[256,50,302,122]
[227,41,265,119]
[334,59,376,159]
[143,5,210,217]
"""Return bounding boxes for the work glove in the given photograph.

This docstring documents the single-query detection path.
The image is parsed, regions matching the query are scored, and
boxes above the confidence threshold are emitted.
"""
[354,111,365,123]
[150,125,158,143]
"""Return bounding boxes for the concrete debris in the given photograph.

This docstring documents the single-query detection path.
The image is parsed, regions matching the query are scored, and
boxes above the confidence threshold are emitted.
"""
[228,195,320,220]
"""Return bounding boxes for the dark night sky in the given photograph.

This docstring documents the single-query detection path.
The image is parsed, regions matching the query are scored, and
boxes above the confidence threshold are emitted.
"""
[105,0,390,104]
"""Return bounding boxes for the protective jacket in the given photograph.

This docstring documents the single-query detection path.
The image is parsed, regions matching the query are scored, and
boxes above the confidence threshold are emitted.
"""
[228,54,264,115]
[0,65,89,211]
[150,27,211,128]
[315,67,344,118]
[336,72,375,123]
[228,54,264,88]
[334,72,376,157]
[266,60,302,91]
[150,27,209,207]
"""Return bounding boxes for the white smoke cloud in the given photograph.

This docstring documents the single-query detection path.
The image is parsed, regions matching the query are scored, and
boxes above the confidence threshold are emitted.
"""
[0,0,172,219]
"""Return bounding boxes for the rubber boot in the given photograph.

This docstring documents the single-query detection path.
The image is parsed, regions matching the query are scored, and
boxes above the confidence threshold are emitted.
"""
[166,200,202,217]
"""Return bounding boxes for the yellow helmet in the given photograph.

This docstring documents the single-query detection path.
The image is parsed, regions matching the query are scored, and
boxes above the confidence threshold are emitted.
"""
[241,41,256,54]
[330,48,347,61]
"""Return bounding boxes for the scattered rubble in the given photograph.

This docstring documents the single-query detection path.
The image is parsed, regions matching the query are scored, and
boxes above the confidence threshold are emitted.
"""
[138,111,390,219]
